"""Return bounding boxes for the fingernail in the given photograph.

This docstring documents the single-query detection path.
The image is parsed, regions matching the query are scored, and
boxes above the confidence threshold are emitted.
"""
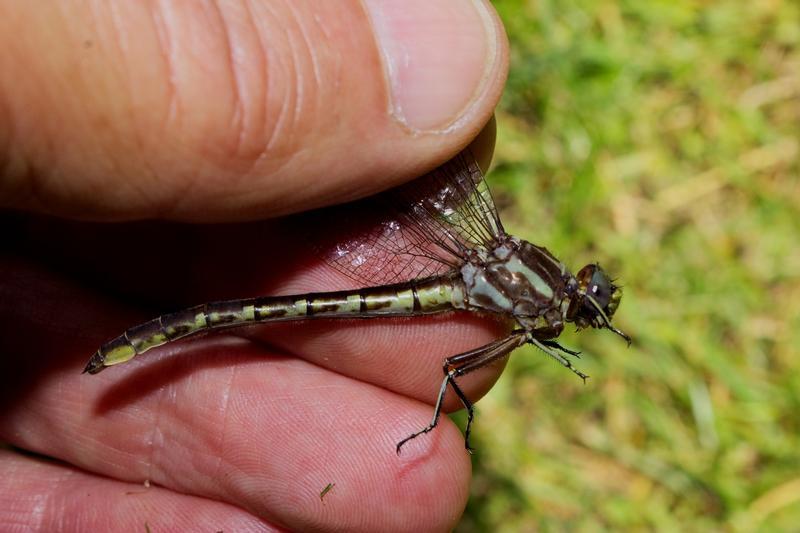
[362,0,498,132]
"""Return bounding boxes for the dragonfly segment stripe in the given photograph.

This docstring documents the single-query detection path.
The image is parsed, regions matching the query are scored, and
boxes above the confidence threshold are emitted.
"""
[503,255,554,300]
[94,336,136,369]
[126,319,168,354]
[461,264,513,312]
[363,288,415,313]
[459,240,567,320]
[308,294,362,315]
[161,306,208,340]
[206,300,256,326]
[415,281,464,310]
[85,276,467,374]
[518,244,566,293]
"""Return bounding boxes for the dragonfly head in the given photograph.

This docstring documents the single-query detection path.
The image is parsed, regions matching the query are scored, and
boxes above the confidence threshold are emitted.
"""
[566,264,630,345]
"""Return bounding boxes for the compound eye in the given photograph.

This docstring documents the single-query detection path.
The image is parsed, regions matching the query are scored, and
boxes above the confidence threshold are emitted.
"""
[588,270,612,309]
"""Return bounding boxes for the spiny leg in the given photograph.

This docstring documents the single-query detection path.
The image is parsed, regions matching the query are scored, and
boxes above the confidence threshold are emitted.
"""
[529,337,589,382]
[396,332,528,454]
[396,373,451,455]
[541,339,581,358]
[446,375,475,453]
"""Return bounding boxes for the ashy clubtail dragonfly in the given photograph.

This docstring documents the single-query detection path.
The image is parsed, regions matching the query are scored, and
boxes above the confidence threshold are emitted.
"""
[84,150,629,454]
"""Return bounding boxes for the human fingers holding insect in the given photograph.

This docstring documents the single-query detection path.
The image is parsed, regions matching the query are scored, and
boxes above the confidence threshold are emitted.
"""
[0,1,509,531]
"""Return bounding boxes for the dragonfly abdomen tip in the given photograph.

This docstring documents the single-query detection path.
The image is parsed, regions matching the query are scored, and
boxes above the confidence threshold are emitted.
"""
[83,351,107,375]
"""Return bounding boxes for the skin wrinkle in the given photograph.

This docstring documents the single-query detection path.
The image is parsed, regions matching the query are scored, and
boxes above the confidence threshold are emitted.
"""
[211,364,237,491]
[284,2,320,144]
[284,5,304,157]
[311,10,343,109]
[247,3,340,191]
[260,2,294,155]
[146,1,219,217]
[107,2,165,212]
[231,0,274,191]
[235,0,264,167]
[145,374,172,489]
[134,2,364,212]
[209,1,247,160]
[221,0,273,184]
[297,30,324,166]
[304,13,327,93]
[313,9,349,156]
[145,2,190,218]
[156,1,218,218]
[150,2,180,136]
[240,0,272,172]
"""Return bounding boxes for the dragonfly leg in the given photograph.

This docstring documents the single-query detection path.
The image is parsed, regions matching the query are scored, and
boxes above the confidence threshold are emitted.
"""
[445,374,475,453]
[529,337,589,382]
[396,331,528,455]
[540,339,581,358]
[396,373,450,455]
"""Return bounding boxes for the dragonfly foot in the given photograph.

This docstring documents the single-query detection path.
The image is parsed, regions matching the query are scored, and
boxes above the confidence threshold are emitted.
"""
[396,427,434,455]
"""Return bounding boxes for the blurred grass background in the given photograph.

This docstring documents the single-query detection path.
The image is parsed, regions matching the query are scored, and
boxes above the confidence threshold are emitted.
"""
[459,1,800,530]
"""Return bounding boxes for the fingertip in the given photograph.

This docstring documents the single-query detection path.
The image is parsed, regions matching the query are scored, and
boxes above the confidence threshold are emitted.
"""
[363,0,506,132]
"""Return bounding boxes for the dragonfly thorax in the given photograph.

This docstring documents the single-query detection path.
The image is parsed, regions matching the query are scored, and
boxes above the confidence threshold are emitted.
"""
[460,236,570,336]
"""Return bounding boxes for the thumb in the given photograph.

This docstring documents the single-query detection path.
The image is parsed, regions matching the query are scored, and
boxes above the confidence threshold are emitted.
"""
[0,1,507,221]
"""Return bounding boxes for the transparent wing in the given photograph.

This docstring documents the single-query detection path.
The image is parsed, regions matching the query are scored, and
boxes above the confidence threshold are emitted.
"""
[312,150,506,287]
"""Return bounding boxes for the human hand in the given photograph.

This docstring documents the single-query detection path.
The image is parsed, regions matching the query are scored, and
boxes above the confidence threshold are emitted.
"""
[0,1,508,531]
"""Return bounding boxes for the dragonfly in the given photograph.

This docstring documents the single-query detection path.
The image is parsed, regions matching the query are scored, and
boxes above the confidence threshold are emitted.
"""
[83,150,629,454]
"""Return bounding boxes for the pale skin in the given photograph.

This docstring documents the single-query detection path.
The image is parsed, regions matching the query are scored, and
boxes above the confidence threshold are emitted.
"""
[0,2,510,531]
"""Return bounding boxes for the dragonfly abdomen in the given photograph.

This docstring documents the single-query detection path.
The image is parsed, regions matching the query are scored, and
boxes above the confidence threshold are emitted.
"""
[84,276,466,375]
